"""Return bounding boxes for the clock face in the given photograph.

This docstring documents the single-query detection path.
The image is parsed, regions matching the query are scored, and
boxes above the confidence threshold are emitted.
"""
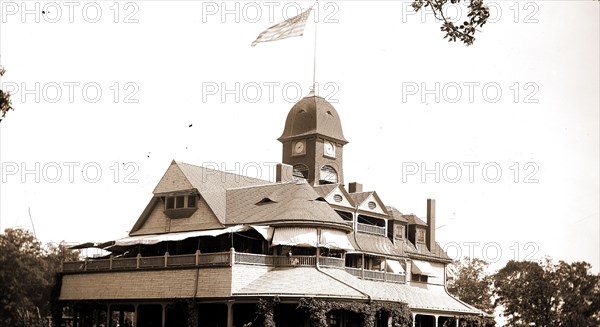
[324,141,336,157]
[293,140,305,155]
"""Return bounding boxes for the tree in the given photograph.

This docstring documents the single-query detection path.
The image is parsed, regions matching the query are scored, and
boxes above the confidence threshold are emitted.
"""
[493,260,558,327]
[447,257,494,314]
[0,228,79,327]
[0,66,13,123]
[493,259,600,327]
[553,261,600,326]
[411,0,490,46]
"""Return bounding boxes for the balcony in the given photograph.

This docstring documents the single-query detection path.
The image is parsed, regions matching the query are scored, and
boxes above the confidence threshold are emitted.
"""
[62,251,406,285]
[356,222,386,236]
[344,267,405,284]
[62,250,347,272]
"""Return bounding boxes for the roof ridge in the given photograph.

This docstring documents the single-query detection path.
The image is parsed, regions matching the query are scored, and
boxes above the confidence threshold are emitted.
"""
[175,160,272,184]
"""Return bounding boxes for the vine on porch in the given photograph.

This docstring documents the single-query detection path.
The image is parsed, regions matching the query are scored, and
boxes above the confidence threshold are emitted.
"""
[245,297,412,327]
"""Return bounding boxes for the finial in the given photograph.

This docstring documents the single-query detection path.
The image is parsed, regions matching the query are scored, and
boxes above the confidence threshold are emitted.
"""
[308,85,316,97]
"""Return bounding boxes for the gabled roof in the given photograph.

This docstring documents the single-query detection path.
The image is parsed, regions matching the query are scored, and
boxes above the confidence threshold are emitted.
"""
[226,182,351,229]
[312,184,356,208]
[349,191,388,217]
[153,161,271,224]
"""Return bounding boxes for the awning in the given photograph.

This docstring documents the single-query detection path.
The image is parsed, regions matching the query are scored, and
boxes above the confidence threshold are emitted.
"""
[385,259,405,274]
[319,229,354,251]
[272,227,318,247]
[411,259,438,276]
[69,241,115,250]
[250,225,274,241]
[113,225,249,247]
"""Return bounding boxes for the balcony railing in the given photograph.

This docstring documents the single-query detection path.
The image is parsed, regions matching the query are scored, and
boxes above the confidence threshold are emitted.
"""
[356,223,387,236]
[344,267,405,284]
[62,251,403,284]
[62,251,347,272]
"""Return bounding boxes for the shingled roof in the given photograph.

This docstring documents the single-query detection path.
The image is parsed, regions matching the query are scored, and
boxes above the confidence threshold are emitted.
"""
[153,161,271,224]
[226,182,351,229]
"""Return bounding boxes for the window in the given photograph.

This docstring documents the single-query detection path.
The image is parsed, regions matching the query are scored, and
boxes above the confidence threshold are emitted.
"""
[367,201,377,209]
[411,273,429,283]
[165,195,197,210]
[187,195,196,208]
[394,225,405,239]
[333,194,343,202]
[319,165,338,184]
[176,196,185,208]
[166,197,175,209]
[293,164,309,180]
[416,229,426,243]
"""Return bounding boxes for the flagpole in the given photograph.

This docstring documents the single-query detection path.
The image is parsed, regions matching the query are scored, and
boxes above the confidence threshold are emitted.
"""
[312,1,318,95]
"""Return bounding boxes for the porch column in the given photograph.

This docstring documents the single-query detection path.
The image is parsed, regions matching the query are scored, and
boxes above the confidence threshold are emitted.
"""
[434,315,438,327]
[226,301,234,327]
[119,309,124,327]
[412,313,417,327]
[161,304,166,327]
[106,304,111,327]
[456,317,459,327]
[134,304,139,327]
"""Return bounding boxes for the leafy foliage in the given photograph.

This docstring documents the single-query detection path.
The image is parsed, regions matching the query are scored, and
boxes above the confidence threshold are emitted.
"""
[442,315,495,327]
[245,297,412,327]
[411,0,490,46]
[494,260,558,326]
[297,297,412,327]
[552,261,600,326]
[0,228,79,327]
[0,66,14,123]
[493,259,600,327]
[447,257,494,314]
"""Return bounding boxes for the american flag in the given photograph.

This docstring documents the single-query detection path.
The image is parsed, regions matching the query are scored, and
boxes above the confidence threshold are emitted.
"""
[251,7,313,47]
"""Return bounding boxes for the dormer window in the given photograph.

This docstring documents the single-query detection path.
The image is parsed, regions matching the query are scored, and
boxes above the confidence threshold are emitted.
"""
[164,194,197,210]
[416,229,426,243]
[394,224,405,240]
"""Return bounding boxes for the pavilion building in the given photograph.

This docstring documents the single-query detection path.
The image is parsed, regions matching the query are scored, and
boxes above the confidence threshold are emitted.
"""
[57,95,485,327]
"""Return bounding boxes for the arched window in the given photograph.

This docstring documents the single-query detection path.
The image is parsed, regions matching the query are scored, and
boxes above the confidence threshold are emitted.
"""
[319,165,338,184]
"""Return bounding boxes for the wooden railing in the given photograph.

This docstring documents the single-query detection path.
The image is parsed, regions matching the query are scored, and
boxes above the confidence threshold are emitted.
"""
[344,267,405,284]
[62,251,404,284]
[356,223,386,236]
[62,251,231,272]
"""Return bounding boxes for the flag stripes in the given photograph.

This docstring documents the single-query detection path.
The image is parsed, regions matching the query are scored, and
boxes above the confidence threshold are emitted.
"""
[251,7,313,47]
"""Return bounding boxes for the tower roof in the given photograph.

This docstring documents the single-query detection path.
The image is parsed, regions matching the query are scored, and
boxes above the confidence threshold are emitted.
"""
[278,95,348,144]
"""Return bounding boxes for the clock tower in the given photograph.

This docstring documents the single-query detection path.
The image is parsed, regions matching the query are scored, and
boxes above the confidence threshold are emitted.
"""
[278,94,348,186]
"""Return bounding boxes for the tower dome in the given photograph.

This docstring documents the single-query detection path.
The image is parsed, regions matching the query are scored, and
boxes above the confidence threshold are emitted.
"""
[278,95,348,144]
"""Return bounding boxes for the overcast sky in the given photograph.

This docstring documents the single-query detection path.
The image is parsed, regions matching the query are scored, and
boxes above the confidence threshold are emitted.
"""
[0,0,598,272]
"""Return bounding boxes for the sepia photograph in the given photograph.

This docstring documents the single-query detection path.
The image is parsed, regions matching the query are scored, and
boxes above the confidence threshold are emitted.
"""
[1,1,598,326]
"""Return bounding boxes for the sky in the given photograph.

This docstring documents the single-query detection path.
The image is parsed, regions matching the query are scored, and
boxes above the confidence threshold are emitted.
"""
[0,0,598,273]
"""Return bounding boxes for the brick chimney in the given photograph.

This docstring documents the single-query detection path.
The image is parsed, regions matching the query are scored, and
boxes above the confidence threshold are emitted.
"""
[426,198,436,252]
[348,182,363,193]
[276,164,294,183]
